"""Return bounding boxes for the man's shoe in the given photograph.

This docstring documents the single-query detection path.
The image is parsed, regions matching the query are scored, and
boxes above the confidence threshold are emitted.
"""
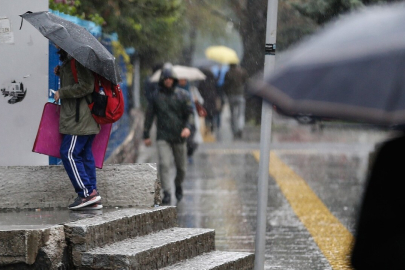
[68,190,101,210]
[74,203,103,211]
[175,186,183,202]
[162,191,171,205]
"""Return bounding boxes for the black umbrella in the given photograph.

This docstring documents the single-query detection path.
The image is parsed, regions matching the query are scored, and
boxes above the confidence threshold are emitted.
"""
[250,2,405,126]
[20,11,121,85]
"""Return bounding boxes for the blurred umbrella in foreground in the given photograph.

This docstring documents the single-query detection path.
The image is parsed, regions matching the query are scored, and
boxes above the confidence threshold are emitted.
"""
[250,2,405,126]
[205,45,240,65]
[149,65,206,82]
[20,11,121,85]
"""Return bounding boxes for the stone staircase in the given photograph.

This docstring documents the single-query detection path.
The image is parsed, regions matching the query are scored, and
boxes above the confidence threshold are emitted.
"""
[0,164,254,269]
[65,206,254,269]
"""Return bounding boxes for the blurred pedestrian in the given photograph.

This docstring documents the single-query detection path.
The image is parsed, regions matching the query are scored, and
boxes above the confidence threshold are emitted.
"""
[53,47,102,210]
[351,133,405,269]
[178,78,204,164]
[222,63,248,139]
[210,64,228,130]
[198,68,220,134]
[143,63,194,205]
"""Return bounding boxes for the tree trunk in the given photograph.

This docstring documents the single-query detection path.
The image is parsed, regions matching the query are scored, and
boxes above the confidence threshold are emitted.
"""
[180,28,197,66]
[234,0,268,124]
[239,0,267,76]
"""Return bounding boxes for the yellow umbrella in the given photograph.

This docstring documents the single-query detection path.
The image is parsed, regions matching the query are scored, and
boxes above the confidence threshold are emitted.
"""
[205,45,240,64]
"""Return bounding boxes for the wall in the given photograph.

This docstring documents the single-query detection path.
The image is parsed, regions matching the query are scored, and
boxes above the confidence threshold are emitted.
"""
[0,0,49,166]
[0,163,159,209]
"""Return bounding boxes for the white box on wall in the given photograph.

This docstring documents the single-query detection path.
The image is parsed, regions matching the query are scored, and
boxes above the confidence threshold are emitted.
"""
[0,0,49,166]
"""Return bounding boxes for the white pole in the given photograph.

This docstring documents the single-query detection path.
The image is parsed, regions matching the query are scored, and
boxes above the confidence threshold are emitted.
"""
[133,57,141,109]
[254,0,278,269]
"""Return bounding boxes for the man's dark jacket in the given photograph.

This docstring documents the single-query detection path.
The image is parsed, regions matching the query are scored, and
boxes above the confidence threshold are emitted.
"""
[143,82,194,144]
[351,134,405,269]
[222,64,248,96]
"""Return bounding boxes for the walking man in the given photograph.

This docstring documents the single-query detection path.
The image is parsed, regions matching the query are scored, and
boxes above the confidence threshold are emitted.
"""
[222,63,249,139]
[143,63,194,205]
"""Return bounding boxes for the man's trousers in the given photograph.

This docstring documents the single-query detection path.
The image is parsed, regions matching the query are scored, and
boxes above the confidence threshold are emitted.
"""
[228,95,246,135]
[156,140,187,193]
[60,134,97,198]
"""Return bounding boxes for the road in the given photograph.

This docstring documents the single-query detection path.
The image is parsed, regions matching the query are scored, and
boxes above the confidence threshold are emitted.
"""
[138,105,398,270]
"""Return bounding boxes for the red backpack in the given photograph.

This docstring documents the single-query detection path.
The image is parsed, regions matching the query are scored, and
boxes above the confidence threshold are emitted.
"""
[71,59,124,124]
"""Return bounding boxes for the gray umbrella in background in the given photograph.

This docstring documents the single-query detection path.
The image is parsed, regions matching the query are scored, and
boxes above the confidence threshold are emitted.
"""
[20,11,121,85]
[250,2,405,126]
[149,65,206,82]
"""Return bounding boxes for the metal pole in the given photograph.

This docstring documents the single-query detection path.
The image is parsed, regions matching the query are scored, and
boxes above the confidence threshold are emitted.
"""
[133,56,141,109]
[254,0,278,269]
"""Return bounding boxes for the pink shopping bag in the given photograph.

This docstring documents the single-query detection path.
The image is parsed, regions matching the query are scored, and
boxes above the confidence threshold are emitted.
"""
[32,102,111,169]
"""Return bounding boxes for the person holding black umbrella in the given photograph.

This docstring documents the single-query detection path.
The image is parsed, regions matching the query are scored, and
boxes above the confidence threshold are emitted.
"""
[54,47,102,210]
[20,11,124,210]
[248,2,405,268]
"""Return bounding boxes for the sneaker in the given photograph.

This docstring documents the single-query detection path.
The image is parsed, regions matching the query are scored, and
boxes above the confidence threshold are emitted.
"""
[162,191,171,205]
[74,203,103,211]
[175,186,183,202]
[68,190,101,210]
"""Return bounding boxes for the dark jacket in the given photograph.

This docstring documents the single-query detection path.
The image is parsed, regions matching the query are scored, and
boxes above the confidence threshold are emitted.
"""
[351,134,405,269]
[143,81,194,144]
[222,64,248,96]
[198,68,220,117]
[58,56,99,135]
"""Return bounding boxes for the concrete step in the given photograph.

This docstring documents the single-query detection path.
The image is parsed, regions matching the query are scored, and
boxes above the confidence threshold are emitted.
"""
[161,250,255,270]
[64,206,177,266]
[0,163,159,209]
[77,227,215,270]
[0,225,68,267]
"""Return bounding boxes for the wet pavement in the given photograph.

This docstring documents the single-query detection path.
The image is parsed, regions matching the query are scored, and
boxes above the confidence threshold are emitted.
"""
[0,207,117,229]
[176,149,337,269]
[141,105,398,269]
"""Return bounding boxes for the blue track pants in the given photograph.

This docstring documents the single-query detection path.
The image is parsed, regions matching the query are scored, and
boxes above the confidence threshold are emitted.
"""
[60,134,97,198]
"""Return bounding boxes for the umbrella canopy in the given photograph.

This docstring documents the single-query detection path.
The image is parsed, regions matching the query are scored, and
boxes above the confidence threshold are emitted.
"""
[149,65,206,82]
[20,11,121,85]
[250,3,405,126]
[205,46,240,64]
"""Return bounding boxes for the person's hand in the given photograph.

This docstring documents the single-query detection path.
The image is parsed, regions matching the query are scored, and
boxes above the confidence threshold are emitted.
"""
[54,91,60,102]
[144,138,152,146]
[54,65,60,76]
[181,128,191,138]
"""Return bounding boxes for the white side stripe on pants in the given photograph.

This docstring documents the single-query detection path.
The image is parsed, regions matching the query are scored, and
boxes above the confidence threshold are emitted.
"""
[68,135,89,197]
